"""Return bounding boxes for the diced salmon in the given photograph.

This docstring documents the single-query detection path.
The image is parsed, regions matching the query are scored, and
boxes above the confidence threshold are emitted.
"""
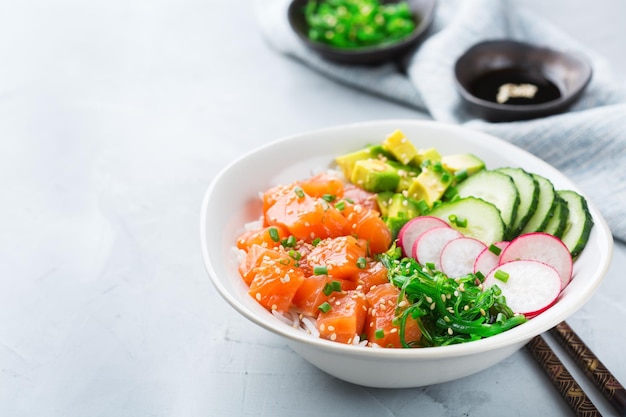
[265,191,348,243]
[365,283,422,348]
[305,235,368,281]
[298,172,345,200]
[236,225,288,251]
[247,253,305,312]
[292,275,358,317]
[355,261,389,293]
[317,290,368,344]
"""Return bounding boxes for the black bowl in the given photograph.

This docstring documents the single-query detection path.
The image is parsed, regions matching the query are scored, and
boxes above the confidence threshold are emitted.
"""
[454,40,592,122]
[287,0,436,65]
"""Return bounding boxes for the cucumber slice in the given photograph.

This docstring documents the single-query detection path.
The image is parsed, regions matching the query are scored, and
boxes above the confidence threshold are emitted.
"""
[496,167,539,239]
[520,174,556,234]
[426,197,505,245]
[454,170,519,239]
[543,196,569,239]
[557,190,594,257]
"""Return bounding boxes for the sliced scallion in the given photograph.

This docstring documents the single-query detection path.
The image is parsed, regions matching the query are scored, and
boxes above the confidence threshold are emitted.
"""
[268,227,280,242]
[494,269,510,283]
[318,302,332,313]
[488,244,502,256]
[314,265,329,275]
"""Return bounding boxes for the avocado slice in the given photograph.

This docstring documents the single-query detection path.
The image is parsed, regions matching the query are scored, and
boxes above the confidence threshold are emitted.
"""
[350,159,400,193]
[442,153,486,179]
[335,145,393,179]
[382,129,418,165]
[406,168,453,208]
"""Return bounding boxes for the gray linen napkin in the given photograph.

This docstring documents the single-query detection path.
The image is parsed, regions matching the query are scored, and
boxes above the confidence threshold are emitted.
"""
[254,0,626,243]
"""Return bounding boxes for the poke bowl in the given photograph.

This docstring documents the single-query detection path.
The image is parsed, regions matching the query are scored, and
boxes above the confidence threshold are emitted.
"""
[200,119,612,388]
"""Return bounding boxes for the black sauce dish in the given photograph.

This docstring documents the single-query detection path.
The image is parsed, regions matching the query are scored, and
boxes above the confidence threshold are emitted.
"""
[454,40,593,122]
[287,0,436,65]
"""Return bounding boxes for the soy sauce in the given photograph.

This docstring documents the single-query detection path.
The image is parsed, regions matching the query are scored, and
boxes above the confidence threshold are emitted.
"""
[470,68,562,105]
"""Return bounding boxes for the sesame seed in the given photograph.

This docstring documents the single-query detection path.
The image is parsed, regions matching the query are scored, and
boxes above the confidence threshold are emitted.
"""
[320,323,325,331]
[448,328,453,335]
[480,308,486,316]
[390,328,398,334]
[271,304,277,310]
[430,302,436,310]
[330,333,337,341]
[441,294,446,302]
[255,293,261,301]
[327,325,335,331]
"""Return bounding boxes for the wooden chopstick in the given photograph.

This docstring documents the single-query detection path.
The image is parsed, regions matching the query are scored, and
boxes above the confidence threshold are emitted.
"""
[526,334,600,416]
[549,321,626,417]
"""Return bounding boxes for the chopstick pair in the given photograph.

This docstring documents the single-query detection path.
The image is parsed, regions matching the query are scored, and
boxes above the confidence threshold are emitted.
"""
[526,321,626,416]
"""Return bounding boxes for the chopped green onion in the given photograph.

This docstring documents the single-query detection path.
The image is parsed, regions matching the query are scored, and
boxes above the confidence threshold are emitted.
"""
[455,168,468,182]
[494,269,510,283]
[334,200,346,211]
[356,256,367,269]
[448,214,467,228]
[322,283,334,296]
[322,194,336,202]
[312,237,322,246]
[443,186,458,200]
[425,262,436,271]
[294,186,305,198]
[281,235,297,248]
[375,329,385,339]
[417,200,430,214]
[314,265,329,275]
[331,280,342,292]
[318,302,332,313]
[475,270,485,282]
[441,172,451,183]
[288,250,302,260]
[488,244,502,256]
[268,227,280,242]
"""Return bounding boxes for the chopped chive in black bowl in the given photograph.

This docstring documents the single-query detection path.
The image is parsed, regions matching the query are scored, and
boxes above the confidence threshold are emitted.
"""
[288,0,436,65]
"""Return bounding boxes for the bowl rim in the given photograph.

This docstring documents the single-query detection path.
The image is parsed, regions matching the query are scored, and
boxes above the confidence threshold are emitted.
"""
[201,119,613,360]
[454,39,593,113]
[287,0,437,58]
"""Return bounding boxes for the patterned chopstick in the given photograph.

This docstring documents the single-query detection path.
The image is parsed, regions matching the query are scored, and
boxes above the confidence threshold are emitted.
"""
[526,334,600,416]
[550,321,626,417]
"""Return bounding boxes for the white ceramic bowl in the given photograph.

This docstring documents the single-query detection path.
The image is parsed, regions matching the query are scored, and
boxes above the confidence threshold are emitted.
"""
[200,120,613,388]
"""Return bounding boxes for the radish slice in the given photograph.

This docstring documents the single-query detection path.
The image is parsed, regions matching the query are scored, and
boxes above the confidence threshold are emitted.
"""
[499,232,573,288]
[484,260,562,318]
[440,237,487,278]
[473,241,509,276]
[398,216,450,257]
[412,226,463,270]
